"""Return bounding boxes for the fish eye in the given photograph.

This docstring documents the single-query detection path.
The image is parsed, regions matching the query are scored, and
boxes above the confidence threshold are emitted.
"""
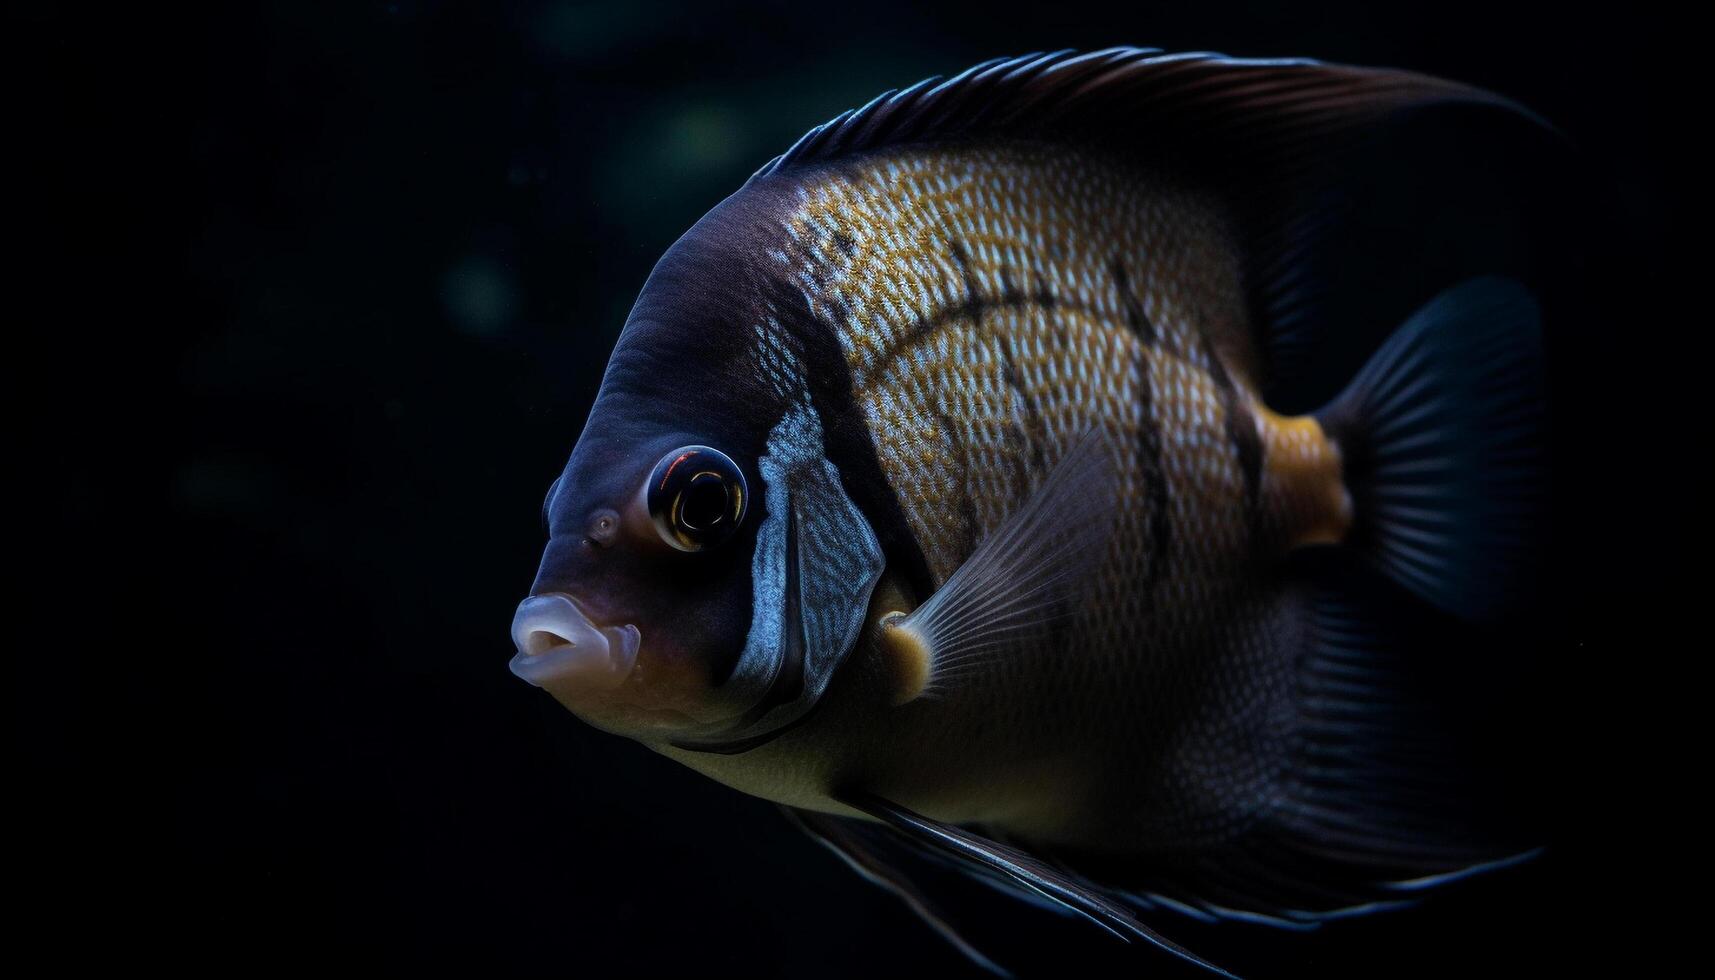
[646,446,748,552]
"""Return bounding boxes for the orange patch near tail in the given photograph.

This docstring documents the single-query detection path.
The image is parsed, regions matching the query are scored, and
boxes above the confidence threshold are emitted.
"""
[1256,406,1352,550]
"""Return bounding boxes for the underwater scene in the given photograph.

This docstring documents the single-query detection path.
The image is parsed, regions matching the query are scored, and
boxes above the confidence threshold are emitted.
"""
[18,2,1676,977]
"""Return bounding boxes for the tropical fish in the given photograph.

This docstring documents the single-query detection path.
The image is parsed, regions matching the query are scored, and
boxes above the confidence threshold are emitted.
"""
[508,48,1553,975]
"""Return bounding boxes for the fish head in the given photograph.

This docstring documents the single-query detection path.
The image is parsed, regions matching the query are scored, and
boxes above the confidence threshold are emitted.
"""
[514,420,763,741]
[510,180,887,748]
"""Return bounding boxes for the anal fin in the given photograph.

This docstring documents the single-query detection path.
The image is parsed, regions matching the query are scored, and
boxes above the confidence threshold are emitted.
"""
[784,807,1012,977]
[1280,557,1540,877]
[1115,555,1541,927]
[834,790,1239,979]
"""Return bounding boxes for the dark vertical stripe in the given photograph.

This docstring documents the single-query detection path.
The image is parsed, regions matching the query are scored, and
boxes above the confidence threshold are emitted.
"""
[1225,394,1265,526]
[1111,256,1157,345]
[1033,271,1060,310]
[770,279,939,604]
[1030,272,1065,481]
[945,240,987,556]
[949,240,987,322]
[1199,332,1266,529]
[997,266,1023,306]
[993,267,1043,484]
[1135,346,1172,597]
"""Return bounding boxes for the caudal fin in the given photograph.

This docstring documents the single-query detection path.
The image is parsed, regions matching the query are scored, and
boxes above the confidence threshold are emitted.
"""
[1315,276,1547,621]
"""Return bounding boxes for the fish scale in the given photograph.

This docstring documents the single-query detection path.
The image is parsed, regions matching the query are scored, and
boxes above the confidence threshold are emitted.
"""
[760,141,1313,849]
[517,50,1553,966]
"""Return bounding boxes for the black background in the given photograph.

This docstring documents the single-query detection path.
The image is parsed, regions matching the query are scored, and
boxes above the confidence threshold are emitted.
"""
[16,2,1677,976]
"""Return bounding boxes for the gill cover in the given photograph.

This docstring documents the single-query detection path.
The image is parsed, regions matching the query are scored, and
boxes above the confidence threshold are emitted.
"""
[673,403,885,753]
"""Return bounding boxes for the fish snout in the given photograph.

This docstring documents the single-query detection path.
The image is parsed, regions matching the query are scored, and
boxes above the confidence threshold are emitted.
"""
[508,594,641,697]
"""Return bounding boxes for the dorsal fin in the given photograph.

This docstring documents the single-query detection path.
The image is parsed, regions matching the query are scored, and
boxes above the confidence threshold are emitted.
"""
[748,47,1557,405]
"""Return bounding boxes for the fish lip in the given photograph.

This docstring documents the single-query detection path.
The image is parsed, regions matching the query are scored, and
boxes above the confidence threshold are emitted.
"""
[507,593,641,693]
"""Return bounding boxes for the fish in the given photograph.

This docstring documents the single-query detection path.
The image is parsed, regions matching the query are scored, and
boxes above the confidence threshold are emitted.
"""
[507,47,1555,976]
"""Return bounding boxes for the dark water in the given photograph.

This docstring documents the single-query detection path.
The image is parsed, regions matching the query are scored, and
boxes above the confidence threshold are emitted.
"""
[17,2,1675,976]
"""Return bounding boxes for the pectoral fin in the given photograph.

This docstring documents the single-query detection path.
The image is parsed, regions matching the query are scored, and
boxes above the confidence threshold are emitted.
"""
[879,431,1119,704]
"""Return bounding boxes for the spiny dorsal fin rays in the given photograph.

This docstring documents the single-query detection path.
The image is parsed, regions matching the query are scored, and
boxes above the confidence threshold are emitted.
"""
[880,429,1119,703]
[751,47,1541,185]
[748,47,1554,410]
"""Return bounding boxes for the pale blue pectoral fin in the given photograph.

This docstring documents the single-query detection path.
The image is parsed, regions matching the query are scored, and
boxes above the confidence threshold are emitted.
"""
[880,431,1120,703]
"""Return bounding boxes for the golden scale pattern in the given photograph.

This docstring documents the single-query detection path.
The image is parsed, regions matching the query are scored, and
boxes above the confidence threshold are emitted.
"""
[737,139,1337,844]
[772,146,1253,594]
[761,143,1305,840]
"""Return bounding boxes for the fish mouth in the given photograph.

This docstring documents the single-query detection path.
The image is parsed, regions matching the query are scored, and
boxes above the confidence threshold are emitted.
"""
[508,593,642,696]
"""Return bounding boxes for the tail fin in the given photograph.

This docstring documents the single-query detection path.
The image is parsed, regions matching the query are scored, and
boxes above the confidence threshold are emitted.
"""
[1315,276,1547,621]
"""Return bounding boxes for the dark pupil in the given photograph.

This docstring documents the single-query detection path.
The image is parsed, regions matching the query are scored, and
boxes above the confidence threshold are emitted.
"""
[680,473,729,532]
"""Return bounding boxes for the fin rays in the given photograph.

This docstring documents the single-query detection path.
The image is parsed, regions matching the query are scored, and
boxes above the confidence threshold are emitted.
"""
[835,790,1239,978]
[895,431,1119,694]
